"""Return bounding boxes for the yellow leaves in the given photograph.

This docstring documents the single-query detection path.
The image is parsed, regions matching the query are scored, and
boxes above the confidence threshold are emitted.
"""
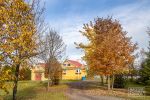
[0,0,38,93]
[0,6,5,12]
[0,83,9,94]
[0,68,13,94]
[77,17,137,76]
[0,0,37,61]
[0,55,4,61]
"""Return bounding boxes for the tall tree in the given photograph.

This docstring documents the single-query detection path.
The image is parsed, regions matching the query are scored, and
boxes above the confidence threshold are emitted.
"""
[38,29,66,91]
[139,28,150,85]
[45,57,62,85]
[0,0,44,99]
[76,17,137,90]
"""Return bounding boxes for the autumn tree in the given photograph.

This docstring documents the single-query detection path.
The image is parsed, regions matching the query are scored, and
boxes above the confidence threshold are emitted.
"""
[38,29,66,91]
[45,57,62,85]
[0,66,13,94]
[76,17,137,90]
[0,0,45,99]
[19,67,31,80]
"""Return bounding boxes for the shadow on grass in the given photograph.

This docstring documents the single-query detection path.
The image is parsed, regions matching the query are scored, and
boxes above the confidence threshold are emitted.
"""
[66,80,108,90]
[125,81,150,96]
[3,81,46,100]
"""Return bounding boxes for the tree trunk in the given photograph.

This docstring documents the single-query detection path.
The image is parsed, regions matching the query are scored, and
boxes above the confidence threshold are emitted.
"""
[131,74,133,81]
[111,75,114,90]
[108,75,110,90]
[106,76,108,84]
[47,74,50,91]
[47,66,51,91]
[100,75,104,85]
[13,64,20,100]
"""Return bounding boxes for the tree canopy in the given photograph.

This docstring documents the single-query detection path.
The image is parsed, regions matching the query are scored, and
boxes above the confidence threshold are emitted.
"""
[76,17,137,89]
[0,0,40,99]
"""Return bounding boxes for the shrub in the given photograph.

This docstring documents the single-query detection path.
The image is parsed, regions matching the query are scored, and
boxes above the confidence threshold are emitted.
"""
[146,80,150,85]
[113,74,127,88]
[53,78,60,85]
[19,67,31,80]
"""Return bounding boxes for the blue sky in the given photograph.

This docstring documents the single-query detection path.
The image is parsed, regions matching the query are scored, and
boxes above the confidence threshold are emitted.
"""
[43,0,150,60]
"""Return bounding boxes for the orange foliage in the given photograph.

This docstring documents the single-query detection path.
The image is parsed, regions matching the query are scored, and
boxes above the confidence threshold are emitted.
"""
[76,17,137,76]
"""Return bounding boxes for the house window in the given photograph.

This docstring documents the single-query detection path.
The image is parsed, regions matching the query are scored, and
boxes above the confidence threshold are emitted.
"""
[75,69,81,74]
[63,69,66,74]
[63,64,70,67]
[68,64,70,66]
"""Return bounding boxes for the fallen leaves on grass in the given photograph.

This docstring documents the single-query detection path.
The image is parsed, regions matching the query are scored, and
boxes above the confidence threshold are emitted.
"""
[83,89,128,97]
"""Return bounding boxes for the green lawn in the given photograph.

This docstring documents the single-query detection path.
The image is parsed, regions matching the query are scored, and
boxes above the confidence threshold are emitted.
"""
[1,80,150,100]
[125,81,150,100]
[0,81,68,100]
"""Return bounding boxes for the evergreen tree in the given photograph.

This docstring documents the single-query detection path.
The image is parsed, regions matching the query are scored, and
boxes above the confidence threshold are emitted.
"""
[139,56,150,85]
[139,28,150,85]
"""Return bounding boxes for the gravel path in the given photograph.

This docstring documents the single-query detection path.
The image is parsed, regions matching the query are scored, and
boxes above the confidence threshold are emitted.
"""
[65,81,126,100]
[65,88,125,100]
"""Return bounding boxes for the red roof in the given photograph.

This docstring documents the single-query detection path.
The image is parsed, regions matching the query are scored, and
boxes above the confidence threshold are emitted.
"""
[37,63,46,67]
[68,60,83,68]
[37,60,85,68]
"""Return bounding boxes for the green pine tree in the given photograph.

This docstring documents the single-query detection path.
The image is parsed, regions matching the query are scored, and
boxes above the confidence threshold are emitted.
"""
[140,57,150,85]
[139,28,150,85]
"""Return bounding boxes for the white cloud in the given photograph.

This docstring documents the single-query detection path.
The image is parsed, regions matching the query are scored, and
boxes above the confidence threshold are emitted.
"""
[46,1,150,60]
[111,1,150,49]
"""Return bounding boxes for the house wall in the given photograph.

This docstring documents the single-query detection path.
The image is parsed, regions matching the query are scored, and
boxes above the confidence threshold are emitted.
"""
[31,60,87,81]
[31,65,48,81]
[62,60,87,80]
[62,69,87,80]
[31,69,87,81]
[41,73,47,81]
[31,70,48,81]
[31,70,35,81]
[62,61,74,68]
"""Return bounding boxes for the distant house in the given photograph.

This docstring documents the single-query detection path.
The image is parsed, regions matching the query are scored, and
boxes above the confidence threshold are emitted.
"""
[31,63,47,81]
[62,60,87,80]
[31,60,87,81]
